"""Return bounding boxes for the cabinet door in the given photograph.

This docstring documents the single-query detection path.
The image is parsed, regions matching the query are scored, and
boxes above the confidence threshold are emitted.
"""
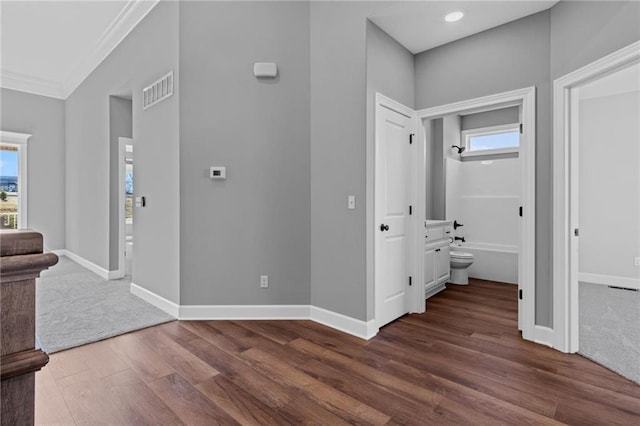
[436,245,450,283]
[424,247,436,290]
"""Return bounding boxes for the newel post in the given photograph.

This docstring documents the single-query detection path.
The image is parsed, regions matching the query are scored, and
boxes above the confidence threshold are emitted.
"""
[1,230,58,426]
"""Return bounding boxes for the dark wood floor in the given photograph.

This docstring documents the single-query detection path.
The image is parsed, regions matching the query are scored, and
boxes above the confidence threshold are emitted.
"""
[36,279,640,425]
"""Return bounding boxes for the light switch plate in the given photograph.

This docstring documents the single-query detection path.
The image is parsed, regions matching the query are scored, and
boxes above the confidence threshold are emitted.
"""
[348,195,356,210]
[634,257,640,266]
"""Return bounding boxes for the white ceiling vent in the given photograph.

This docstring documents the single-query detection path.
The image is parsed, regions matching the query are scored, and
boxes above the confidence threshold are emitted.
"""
[143,71,173,110]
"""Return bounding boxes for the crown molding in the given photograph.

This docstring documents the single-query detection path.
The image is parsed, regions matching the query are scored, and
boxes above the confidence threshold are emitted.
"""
[0,69,67,99]
[62,0,160,99]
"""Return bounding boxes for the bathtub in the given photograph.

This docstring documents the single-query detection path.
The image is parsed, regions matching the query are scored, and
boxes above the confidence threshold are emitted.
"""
[449,242,518,284]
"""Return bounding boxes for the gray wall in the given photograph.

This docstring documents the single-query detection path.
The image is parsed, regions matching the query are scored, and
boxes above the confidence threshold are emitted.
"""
[550,1,640,79]
[65,2,180,302]
[178,1,311,305]
[415,11,553,326]
[310,1,391,322]
[461,106,519,131]
[108,96,132,270]
[365,19,415,319]
[0,88,65,251]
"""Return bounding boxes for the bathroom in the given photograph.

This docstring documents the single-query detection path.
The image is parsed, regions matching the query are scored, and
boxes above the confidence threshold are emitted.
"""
[426,105,522,290]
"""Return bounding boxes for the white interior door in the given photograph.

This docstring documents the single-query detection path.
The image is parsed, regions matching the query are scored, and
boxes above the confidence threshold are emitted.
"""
[375,103,411,328]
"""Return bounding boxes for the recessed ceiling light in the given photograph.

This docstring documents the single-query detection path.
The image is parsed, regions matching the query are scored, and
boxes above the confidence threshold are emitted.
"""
[445,11,464,23]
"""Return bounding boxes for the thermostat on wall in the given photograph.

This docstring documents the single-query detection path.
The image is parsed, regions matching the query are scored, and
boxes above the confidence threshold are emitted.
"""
[210,166,226,180]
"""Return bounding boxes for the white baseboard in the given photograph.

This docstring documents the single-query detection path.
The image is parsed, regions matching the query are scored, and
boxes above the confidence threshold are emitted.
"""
[128,284,378,340]
[310,305,378,340]
[50,249,66,256]
[130,282,179,317]
[579,272,640,290]
[534,325,555,348]
[57,249,111,280]
[179,304,310,320]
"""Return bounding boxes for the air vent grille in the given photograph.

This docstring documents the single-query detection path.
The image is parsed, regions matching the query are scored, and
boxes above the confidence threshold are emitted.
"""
[143,71,173,110]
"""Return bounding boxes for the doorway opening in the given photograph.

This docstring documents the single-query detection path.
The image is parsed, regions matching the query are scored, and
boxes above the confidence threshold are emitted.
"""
[373,87,536,343]
[120,137,134,277]
[553,41,640,355]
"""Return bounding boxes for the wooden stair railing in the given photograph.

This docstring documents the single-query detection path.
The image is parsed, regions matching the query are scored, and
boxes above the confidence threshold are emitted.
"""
[1,230,58,426]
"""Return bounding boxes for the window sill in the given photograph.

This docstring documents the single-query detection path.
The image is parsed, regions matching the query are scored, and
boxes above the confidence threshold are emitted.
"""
[461,147,519,158]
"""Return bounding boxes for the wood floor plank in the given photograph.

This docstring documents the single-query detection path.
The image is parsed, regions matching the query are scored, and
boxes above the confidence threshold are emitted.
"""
[34,367,76,426]
[148,373,238,426]
[241,347,391,425]
[196,374,296,426]
[141,327,220,385]
[108,332,175,383]
[35,280,639,425]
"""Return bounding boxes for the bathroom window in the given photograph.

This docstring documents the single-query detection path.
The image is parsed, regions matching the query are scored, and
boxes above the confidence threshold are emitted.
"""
[461,124,520,157]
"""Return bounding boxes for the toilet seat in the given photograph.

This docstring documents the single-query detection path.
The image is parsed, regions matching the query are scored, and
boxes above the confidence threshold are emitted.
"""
[450,251,473,259]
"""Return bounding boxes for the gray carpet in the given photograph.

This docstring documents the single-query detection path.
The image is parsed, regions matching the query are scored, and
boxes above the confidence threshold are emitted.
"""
[579,282,640,384]
[36,256,175,353]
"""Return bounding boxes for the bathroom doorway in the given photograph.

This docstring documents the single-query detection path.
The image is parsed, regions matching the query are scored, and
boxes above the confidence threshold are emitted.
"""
[414,87,537,342]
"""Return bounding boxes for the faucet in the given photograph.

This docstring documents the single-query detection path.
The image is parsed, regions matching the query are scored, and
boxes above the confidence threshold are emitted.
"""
[453,220,464,230]
[454,236,466,243]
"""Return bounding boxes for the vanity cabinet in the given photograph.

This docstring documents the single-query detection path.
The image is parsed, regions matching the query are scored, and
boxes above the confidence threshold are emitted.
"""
[424,221,452,299]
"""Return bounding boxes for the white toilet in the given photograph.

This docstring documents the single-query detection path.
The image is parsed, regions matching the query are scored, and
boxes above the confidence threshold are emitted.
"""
[449,246,474,285]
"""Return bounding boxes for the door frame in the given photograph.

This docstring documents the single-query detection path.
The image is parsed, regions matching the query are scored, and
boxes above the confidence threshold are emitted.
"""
[0,131,31,229]
[552,40,640,353]
[116,137,133,279]
[415,86,537,343]
[373,93,420,329]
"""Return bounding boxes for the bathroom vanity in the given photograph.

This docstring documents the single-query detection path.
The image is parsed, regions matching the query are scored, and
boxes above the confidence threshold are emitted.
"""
[424,220,452,298]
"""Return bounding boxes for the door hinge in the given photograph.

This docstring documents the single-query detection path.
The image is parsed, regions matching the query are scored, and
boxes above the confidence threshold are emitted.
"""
[519,206,523,217]
[519,289,523,300]
[519,123,523,134]
[409,205,413,215]
[409,133,414,144]
[409,276,412,286]
[574,228,579,237]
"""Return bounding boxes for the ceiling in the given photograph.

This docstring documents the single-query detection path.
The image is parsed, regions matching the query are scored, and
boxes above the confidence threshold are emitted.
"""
[369,1,558,54]
[0,0,158,99]
[1,1,558,100]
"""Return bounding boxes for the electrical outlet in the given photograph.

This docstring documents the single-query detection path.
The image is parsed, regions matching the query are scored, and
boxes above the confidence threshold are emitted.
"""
[260,275,269,288]
[634,257,640,267]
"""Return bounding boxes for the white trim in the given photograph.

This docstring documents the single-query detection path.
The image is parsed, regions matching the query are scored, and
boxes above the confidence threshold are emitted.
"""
[416,86,536,343]
[180,305,310,321]
[0,1,159,99]
[57,249,110,280]
[553,40,640,354]
[0,131,32,144]
[533,325,555,348]
[128,284,378,340]
[579,273,640,291]
[461,147,519,158]
[1,131,31,229]
[130,282,179,318]
[0,69,67,99]
[310,306,378,340]
[50,249,66,257]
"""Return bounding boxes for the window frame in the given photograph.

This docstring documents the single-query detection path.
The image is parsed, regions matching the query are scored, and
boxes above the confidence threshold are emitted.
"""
[460,123,520,158]
[0,131,31,229]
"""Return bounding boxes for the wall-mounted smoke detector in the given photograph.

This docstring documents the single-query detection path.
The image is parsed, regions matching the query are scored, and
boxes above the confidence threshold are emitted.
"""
[143,71,174,110]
